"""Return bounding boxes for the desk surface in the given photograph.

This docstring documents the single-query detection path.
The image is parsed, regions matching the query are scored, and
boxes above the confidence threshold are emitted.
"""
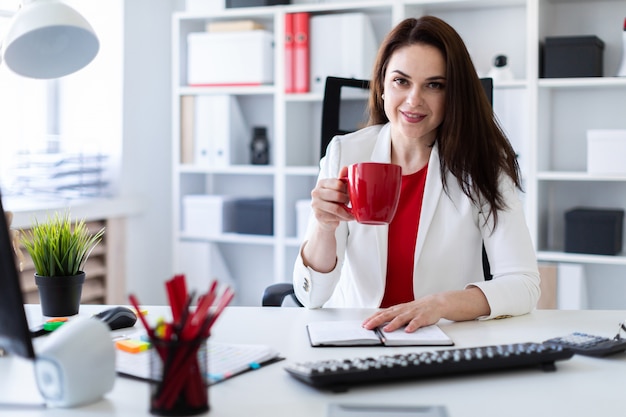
[1,306,625,416]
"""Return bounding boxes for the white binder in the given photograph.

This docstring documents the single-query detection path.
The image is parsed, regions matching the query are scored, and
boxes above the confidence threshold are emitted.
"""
[194,95,248,167]
[309,13,378,93]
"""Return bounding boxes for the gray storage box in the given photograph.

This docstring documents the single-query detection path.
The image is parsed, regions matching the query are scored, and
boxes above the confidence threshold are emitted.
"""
[233,198,274,235]
[565,208,624,255]
[542,36,604,78]
[226,0,289,7]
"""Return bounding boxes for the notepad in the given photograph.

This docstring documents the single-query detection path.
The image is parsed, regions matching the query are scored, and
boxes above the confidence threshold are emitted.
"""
[306,320,454,347]
[115,340,282,385]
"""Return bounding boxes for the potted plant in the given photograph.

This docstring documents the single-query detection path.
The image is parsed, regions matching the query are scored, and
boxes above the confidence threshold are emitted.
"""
[21,211,105,317]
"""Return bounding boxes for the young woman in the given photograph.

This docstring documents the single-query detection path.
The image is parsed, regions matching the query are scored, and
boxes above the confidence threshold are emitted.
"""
[293,16,540,333]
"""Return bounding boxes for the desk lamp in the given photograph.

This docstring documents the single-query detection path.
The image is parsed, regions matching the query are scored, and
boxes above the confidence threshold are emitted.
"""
[1,0,99,78]
[0,0,114,409]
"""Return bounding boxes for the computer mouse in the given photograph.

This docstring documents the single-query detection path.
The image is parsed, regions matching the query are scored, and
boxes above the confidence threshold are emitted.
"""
[93,306,138,330]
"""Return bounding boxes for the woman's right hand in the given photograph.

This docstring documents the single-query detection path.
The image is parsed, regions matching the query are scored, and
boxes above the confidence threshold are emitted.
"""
[310,166,354,232]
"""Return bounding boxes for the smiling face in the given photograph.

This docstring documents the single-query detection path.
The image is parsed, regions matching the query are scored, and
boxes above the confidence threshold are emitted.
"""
[383,43,446,146]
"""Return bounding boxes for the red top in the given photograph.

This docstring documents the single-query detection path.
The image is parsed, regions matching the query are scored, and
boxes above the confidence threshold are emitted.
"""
[380,165,428,308]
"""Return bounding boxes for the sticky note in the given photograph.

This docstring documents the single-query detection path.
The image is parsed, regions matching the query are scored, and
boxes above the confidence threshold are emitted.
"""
[115,339,151,354]
[43,321,65,331]
[46,317,68,323]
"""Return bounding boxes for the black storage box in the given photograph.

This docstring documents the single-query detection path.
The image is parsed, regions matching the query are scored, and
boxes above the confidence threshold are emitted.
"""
[565,208,624,255]
[542,36,604,78]
[232,198,273,235]
[226,0,289,7]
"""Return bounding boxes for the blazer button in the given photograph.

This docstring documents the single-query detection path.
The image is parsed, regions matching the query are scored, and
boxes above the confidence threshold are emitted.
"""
[302,277,310,292]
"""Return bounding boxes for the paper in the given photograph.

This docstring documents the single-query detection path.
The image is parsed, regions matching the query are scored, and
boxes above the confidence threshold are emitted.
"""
[115,339,282,385]
[307,320,453,347]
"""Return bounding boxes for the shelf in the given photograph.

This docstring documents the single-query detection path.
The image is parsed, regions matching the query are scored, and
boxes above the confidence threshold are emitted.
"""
[172,0,626,309]
[181,233,275,245]
[285,166,319,176]
[538,251,626,266]
[493,79,529,89]
[284,92,324,102]
[538,77,626,89]
[178,85,276,96]
[537,172,626,181]
[178,165,276,175]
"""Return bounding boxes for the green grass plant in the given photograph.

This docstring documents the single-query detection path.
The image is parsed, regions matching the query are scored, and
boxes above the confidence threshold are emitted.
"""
[21,211,105,277]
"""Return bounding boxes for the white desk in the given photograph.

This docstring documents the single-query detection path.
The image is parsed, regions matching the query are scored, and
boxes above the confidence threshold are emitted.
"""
[1,305,625,416]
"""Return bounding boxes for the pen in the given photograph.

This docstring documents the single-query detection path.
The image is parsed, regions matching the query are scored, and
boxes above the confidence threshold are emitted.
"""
[206,287,235,334]
[129,294,156,341]
[182,280,218,340]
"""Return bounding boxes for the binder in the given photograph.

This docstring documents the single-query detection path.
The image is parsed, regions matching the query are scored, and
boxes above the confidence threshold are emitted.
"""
[293,12,310,93]
[193,95,248,167]
[309,13,378,93]
[180,95,194,164]
[284,13,295,93]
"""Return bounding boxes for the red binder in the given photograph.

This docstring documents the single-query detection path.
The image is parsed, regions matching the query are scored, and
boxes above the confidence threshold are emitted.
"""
[293,12,310,93]
[284,13,295,93]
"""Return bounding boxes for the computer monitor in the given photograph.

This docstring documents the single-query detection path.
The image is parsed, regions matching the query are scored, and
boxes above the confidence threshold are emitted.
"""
[0,191,36,359]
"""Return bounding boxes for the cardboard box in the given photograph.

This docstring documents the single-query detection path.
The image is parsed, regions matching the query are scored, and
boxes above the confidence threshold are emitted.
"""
[232,198,273,235]
[187,30,274,86]
[542,36,604,78]
[587,129,626,174]
[295,199,312,239]
[565,207,624,255]
[182,195,235,238]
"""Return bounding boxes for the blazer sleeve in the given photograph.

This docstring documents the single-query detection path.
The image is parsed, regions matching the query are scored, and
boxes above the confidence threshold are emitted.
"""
[292,140,347,308]
[468,175,541,319]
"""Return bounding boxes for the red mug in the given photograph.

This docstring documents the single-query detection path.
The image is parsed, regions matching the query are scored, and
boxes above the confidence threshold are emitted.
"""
[341,162,402,225]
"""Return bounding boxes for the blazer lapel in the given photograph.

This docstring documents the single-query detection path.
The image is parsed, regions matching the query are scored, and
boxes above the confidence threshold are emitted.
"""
[413,144,444,264]
[371,124,392,282]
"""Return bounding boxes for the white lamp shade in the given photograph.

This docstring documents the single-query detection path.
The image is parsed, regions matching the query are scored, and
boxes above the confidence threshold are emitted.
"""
[2,0,99,79]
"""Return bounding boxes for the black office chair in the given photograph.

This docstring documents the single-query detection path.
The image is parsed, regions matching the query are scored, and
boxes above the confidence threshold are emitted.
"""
[262,76,494,307]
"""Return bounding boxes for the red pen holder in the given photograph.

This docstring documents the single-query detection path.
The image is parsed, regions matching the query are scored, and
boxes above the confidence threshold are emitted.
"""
[149,338,209,416]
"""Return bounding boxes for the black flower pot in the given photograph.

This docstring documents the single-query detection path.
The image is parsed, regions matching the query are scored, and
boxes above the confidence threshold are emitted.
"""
[35,272,85,317]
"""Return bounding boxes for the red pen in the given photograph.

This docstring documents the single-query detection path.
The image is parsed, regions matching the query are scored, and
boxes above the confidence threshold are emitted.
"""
[206,287,235,334]
[182,280,218,340]
[129,294,154,339]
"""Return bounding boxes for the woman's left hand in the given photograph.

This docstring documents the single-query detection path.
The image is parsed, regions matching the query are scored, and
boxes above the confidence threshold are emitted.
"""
[361,288,490,333]
[362,295,443,333]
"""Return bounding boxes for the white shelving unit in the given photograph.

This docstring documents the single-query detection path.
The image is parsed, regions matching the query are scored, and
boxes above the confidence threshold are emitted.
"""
[171,0,626,308]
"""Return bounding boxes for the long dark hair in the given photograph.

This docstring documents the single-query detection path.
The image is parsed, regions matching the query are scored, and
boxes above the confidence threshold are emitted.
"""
[368,16,522,229]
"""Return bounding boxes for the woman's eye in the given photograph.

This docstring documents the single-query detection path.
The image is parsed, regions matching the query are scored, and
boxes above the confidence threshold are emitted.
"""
[393,77,408,86]
[429,82,444,90]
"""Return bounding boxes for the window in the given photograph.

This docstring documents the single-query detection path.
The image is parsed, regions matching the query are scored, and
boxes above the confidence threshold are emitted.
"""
[0,0,122,199]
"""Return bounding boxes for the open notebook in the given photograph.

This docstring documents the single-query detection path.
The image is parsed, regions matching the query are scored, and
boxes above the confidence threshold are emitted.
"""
[307,320,454,347]
[116,339,282,385]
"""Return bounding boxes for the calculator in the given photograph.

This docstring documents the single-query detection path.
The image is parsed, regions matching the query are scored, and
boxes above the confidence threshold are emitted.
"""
[543,332,626,357]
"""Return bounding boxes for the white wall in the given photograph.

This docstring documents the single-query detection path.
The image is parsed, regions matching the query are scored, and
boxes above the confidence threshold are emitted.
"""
[121,0,183,304]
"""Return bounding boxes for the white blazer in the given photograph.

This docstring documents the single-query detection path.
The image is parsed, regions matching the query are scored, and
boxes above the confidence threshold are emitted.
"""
[293,123,540,319]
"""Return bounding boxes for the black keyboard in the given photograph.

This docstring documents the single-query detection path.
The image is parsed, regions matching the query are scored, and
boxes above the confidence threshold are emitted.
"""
[284,342,573,390]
